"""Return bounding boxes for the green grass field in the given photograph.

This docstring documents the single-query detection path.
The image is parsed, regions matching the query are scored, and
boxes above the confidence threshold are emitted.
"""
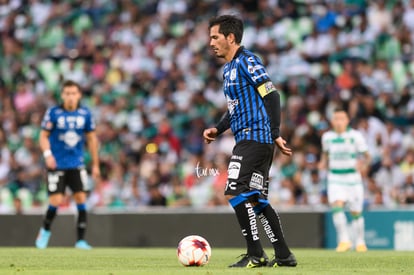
[0,248,413,275]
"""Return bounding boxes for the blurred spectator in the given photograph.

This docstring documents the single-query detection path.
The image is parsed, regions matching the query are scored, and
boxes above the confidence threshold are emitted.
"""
[384,119,405,162]
[403,0,414,31]
[301,27,333,63]
[13,83,36,114]
[397,173,414,204]
[356,114,388,173]
[374,155,405,206]
[367,0,393,35]
[0,129,11,187]
[400,149,414,176]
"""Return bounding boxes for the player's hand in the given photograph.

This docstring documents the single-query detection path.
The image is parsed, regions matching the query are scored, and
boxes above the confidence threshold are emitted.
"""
[91,165,101,182]
[203,128,218,144]
[275,137,292,156]
[44,155,57,170]
[356,159,369,176]
[318,161,326,171]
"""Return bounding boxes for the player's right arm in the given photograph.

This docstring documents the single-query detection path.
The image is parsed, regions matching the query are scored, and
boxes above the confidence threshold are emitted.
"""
[203,127,218,144]
[203,111,230,144]
[39,129,56,170]
[39,107,57,169]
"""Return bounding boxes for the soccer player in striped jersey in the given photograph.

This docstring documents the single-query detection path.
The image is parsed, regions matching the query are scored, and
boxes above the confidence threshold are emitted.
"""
[203,15,296,268]
[319,108,371,252]
[35,80,100,250]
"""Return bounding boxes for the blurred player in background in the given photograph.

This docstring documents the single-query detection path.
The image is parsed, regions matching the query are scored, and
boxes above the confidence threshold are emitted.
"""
[203,15,296,268]
[319,107,371,252]
[35,80,100,249]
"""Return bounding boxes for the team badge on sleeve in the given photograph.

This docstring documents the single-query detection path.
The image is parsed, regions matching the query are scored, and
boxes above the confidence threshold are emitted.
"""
[257,81,276,98]
[248,65,263,74]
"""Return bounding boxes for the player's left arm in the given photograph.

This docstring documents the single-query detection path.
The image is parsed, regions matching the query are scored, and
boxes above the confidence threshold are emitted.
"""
[86,130,100,181]
[357,150,371,175]
[362,151,371,164]
[241,55,292,155]
[257,81,281,140]
[356,131,371,174]
[260,85,292,156]
[84,109,101,180]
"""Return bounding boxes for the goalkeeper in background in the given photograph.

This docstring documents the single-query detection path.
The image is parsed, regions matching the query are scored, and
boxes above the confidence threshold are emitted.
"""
[319,107,371,252]
[35,80,100,250]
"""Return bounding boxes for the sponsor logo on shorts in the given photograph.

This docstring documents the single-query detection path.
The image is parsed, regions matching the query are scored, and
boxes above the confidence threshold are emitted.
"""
[231,155,243,160]
[228,162,241,179]
[249,172,264,190]
[225,181,237,191]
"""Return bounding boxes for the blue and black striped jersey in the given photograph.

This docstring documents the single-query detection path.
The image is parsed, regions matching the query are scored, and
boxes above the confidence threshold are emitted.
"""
[41,105,95,169]
[222,46,275,144]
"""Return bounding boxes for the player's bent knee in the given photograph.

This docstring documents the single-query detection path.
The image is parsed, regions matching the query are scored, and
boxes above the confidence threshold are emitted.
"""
[225,194,235,201]
[228,194,248,208]
[229,190,264,209]
[253,198,269,214]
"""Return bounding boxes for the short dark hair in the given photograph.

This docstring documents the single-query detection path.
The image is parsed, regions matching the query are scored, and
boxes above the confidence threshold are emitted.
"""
[333,106,347,113]
[62,79,81,92]
[209,15,243,44]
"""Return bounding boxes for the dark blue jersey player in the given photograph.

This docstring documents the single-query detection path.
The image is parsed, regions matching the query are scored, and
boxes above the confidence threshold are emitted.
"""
[221,47,275,144]
[36,80,100,250]
[203,15,297,268]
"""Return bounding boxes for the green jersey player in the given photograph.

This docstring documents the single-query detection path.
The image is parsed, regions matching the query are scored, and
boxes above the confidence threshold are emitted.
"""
[319,107,371,252]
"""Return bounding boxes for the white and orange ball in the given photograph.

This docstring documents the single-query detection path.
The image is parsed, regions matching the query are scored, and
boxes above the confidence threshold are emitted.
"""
[177,235,211,266]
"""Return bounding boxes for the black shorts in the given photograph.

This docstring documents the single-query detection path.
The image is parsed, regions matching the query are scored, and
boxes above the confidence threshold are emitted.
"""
[46,168,89,195]
[224,140,274,197]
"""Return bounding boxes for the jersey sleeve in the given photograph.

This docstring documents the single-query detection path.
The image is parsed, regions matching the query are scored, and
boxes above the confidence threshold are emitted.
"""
[41,107,54,131]
[355,130,368,153]
[239,54,270,87]
[321,133,329,153]
[240,54,278,99]
[84,108,96,132]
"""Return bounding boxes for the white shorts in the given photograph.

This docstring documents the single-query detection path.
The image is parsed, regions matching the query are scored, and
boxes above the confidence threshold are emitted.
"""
[327,174,364,213]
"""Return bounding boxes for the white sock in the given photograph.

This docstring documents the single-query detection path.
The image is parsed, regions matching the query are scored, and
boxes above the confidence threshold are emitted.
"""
[333,211,350,243]
[352,216,365,246]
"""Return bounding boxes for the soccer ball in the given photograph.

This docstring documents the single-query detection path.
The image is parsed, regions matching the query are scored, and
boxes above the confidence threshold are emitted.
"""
[177,235,211,266]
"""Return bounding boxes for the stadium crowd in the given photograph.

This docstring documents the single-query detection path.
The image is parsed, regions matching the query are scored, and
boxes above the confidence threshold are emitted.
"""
[0,0,413,213]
